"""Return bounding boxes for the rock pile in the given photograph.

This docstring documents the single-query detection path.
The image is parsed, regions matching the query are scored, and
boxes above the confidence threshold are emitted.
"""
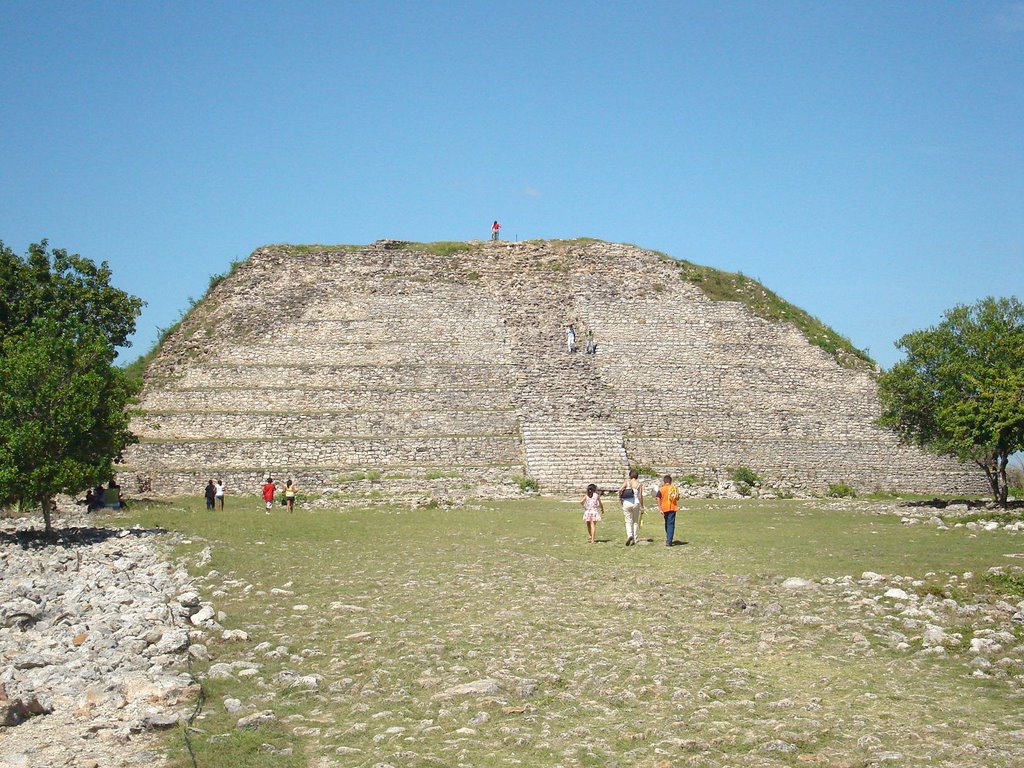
[0,508,203,768]
[819,568,1024,676]
[894,499,1024,532]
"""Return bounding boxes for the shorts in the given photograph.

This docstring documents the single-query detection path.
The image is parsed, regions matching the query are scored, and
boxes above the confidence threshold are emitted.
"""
[265,500,273,509]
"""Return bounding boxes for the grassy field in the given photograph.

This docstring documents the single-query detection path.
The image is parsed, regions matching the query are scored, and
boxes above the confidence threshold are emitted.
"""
[110,497,1024,768]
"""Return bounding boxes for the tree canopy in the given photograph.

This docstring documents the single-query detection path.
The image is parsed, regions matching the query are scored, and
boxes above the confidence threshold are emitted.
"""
[0,241,144,533]
[878,297,1024,506]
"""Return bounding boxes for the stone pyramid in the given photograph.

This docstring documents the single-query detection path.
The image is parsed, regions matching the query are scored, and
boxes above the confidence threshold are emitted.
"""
[117,239,982,498]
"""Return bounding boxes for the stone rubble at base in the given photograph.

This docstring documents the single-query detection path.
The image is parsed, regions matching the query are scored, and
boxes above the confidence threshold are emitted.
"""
[0,504,205,768]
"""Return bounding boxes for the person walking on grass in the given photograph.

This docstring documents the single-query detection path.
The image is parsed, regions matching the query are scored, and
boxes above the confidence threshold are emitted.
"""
[284,478,297,513]
[619,469,644,546]
[204,479,216,511]
[214,479,225,510]
[656,474,680,547]
[262,477,277,514]
[581,483,604,544]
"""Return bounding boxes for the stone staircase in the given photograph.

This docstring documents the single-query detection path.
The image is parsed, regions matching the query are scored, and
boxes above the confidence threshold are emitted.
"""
[486,247,629,491]
[521,421,628,491]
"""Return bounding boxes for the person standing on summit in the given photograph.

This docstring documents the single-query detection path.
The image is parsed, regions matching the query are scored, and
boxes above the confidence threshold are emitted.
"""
[491,220,501,241]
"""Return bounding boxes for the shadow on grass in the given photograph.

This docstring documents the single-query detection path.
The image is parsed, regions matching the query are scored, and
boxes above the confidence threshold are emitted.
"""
[901,498,1024,510]
[0,525,169,550]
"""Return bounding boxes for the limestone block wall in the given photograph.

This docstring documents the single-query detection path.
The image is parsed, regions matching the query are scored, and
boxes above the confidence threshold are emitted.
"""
[177,364,510,390]
[131,410,517,440]
[139,387,510,413]
[521,421,628,490]
[577,286,982,494]
[120,239,986,497]
[121,262,528,496]
[124,436,521,470]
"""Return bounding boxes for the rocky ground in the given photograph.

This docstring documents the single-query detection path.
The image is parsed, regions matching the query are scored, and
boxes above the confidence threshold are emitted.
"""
[4,496,1024,768]
[0,504,202,768]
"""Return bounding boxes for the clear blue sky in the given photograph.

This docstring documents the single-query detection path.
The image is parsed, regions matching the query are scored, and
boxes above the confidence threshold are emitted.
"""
[2,1,1021,368]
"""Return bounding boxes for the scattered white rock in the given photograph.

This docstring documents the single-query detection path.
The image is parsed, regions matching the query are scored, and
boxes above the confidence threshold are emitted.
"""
[923,625,949,647]
[236,710,277,730]
[970,637,1002,655]
[154,629,189,654]
[189,605,215,625]
[781,577,815,590]
[223,698,244,714]
[207,663,234,680]
[434,679,501,699]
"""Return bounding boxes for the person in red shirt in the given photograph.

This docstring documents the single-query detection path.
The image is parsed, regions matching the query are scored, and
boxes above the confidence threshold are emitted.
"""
[491,220,501,241]
[262,477,277,513]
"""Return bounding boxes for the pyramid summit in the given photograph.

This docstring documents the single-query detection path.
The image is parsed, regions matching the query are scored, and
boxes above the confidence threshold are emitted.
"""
[118,238,982,498]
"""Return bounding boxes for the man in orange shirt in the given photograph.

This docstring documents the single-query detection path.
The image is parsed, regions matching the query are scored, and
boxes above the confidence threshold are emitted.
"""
[656,474,680,547]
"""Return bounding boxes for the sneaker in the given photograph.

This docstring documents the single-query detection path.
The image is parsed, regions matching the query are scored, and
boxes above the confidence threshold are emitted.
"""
[625,536,634,546]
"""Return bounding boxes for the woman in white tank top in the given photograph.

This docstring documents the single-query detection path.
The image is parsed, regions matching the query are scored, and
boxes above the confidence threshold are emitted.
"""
[619,469,644,546]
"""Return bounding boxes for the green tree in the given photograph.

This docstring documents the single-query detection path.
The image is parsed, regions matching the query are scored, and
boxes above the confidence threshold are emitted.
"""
[878,297,1024,506]
[0,241,144,533]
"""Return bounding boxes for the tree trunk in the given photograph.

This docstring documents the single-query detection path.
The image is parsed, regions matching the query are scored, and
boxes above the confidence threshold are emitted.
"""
[999,453,1009,508]
[978,457,1000,503]
[40,496,53,536]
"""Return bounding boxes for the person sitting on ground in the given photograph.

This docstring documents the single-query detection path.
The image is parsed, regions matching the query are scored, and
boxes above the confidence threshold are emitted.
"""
[102,481,122,509]
[88,484,105,512]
